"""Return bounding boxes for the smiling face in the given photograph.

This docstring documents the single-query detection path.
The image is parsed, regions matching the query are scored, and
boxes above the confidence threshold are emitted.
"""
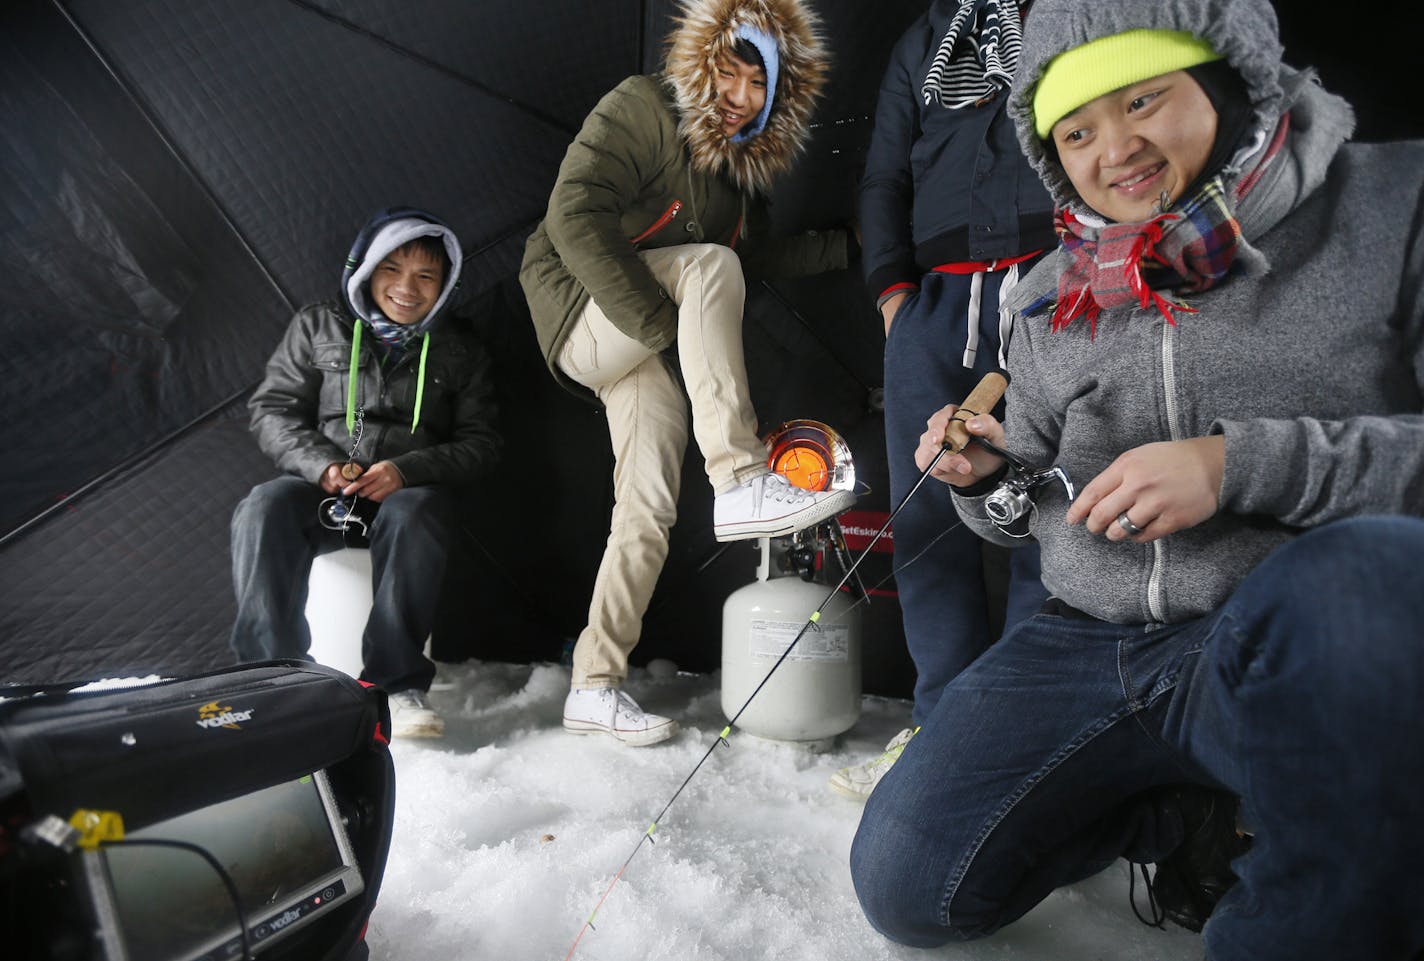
[1050,70,1218,223]
[368,244,445,326]
[714,52,767,138]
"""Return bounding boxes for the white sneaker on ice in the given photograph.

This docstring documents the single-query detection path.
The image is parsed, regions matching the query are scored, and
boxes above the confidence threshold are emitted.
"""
[713,473,856,542]
[562,687,678,746]
[828,727,917,801]
[388,689,445,739]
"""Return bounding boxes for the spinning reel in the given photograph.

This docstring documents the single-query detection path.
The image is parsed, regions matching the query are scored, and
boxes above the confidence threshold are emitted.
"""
[976,438,1075,533]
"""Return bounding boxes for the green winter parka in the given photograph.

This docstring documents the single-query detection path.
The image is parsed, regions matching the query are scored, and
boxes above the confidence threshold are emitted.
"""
[519,0,848,397]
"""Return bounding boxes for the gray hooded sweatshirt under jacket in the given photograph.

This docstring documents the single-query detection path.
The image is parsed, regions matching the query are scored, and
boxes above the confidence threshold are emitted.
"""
[952,0,1424,625]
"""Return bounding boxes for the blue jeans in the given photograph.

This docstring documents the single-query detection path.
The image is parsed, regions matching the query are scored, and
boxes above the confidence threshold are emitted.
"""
[229,476,455,693]
[850,516,1424,959]
[884,270,1048,726]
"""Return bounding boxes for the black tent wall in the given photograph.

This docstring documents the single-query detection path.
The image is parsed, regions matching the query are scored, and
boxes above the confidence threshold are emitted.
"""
[0,0,916,689]
[1,0,1418,689]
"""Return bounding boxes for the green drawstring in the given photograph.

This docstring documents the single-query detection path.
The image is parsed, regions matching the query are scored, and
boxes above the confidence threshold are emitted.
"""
[346,323,429,436]
[411,332,429,433]
[346,322,363,435]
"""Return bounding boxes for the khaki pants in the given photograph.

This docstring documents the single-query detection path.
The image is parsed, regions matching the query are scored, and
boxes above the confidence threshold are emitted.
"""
[557,244,767,688]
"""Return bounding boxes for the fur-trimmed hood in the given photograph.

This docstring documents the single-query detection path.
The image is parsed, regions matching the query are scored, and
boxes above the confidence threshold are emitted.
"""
[664,0,829,194]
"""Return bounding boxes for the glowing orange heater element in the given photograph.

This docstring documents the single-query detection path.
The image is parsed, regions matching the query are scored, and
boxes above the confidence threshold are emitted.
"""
[764,420,856,494]
[771,443,833,491]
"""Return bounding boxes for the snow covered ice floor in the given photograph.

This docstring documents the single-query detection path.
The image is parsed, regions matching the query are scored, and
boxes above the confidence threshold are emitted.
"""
[367,660,1204,961]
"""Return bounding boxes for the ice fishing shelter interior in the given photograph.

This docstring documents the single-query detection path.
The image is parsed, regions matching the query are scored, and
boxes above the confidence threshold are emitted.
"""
[1,0,1415,692]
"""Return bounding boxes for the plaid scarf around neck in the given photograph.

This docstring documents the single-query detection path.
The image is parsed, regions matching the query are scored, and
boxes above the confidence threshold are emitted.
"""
[1050,177,1240,334]
[1046,114,1295,335]
[921,0,1023,109]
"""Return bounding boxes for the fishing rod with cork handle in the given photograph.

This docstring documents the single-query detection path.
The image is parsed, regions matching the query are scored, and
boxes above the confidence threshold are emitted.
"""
[940,370,1008,454]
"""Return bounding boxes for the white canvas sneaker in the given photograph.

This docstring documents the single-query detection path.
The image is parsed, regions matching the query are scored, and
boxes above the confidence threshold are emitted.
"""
[713,473,856,542]
[562,687,678,746]
[388,689,445,739]
[828,727,917,801]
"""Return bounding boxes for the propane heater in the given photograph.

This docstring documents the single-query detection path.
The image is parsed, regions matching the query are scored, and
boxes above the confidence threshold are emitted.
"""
[720,421,863,747]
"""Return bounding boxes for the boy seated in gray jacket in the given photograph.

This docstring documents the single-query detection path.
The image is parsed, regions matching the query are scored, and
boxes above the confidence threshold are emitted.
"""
[230,207,501,738]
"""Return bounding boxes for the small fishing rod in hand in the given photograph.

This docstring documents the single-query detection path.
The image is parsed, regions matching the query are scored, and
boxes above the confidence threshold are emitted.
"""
[563,372,1011,960]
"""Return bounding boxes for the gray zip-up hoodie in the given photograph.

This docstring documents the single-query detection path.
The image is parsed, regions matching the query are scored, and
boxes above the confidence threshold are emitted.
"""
[953,0,1424,624]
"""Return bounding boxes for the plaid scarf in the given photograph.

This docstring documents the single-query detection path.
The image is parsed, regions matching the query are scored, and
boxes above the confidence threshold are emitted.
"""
[366,315,421,359]
[1048,115,1293,335]
[1050,178,1240,334]
[921,0,1023,109]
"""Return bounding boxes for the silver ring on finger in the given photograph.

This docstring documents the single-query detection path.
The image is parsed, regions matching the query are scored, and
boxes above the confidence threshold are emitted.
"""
[1117,512,1144,536]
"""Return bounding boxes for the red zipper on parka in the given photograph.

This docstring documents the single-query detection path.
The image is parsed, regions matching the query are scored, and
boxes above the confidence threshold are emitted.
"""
[630,200,683,244]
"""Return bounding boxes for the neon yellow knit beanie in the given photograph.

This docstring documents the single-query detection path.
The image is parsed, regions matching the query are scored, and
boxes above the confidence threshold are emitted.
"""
[1033,29,1221,139]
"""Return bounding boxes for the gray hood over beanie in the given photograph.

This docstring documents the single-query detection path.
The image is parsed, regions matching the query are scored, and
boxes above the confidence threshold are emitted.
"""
[1002,0,1357,314]
[1009,0,1297,210]
[951,0,1424,626]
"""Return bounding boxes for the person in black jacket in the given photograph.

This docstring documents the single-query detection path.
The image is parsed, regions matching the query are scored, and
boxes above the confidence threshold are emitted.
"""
[830,0,1052,798]
[230,208,501,738]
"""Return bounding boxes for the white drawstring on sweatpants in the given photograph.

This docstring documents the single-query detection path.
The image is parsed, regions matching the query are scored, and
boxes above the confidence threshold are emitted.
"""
[959,260,1023,370]
[962,269,985,368]
[997,262,1022,371]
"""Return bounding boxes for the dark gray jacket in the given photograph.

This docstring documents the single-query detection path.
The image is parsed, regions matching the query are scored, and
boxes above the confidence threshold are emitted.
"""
[249,301,501,488]
[858,0,1055,302]
[954,0,1424,624]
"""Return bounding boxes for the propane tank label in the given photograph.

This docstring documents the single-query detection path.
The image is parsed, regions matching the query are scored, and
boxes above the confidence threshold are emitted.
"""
[748,619,850,661]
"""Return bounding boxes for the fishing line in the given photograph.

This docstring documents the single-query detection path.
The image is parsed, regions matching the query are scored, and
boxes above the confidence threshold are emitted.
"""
[822,510,967,620]
[563,376,1014,959]
[564,458,950,959]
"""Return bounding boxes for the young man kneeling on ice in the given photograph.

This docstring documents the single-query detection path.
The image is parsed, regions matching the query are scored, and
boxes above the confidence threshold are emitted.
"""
[849,0,1424,955]
[231,208,501,739]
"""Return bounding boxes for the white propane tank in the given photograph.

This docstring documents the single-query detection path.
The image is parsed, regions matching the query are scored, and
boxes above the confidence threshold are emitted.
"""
[721,537,862,743]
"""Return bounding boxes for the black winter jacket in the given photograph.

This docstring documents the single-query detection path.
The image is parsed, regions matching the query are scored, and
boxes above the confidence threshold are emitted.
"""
[859,0,1056,302]
[248,302,501,488]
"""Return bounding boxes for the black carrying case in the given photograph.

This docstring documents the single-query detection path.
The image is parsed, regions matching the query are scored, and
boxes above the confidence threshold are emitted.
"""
[0,660,394,961]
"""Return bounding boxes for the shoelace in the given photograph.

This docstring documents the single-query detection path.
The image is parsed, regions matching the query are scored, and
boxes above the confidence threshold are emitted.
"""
[763,476,815,504]
[613,689,648,723]
[1129,863,1167,928]
[873,728,918,769]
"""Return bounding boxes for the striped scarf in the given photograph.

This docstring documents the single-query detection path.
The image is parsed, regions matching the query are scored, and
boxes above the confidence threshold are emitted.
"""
[921,0,1023,109]
[1049,178,1241,334]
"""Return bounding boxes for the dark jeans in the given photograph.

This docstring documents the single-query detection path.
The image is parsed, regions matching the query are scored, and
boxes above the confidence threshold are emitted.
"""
[851,517,1424,960]
[229,476,456,693]
[884,269,1048,727]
